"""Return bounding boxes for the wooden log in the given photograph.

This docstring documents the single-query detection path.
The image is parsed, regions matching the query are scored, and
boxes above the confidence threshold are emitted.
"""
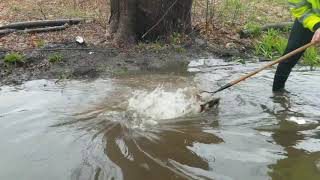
[259,22,293,31]
[240,22,293,38]
[0,25,68,36]
[18,25,67,33]
[0,19,83,30]
[0,29,16,36]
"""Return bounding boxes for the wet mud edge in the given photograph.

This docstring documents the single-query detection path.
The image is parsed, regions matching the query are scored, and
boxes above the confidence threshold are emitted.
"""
[0,41,246,86]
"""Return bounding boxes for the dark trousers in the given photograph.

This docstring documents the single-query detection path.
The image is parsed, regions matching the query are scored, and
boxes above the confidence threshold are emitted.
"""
[273,19,314,91]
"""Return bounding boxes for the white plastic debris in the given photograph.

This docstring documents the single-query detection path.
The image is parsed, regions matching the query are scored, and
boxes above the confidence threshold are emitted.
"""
[295,138,320,153]
[259,131,273,137]
[288,117,306,125]
[188,59,205,67]
[76,36,84,44]
[88,51,94,55]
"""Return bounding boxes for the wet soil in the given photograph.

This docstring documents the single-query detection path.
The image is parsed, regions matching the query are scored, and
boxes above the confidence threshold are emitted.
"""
[0,40,247,86]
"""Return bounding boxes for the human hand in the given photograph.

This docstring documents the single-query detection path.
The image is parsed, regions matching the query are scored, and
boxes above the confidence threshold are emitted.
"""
[312,28,320,44]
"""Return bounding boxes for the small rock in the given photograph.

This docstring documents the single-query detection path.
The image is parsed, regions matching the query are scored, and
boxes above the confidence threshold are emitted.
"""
[288,117,306,125]
[76,36,84,44]
[225,42,236,49]
[85,19,94,23]
[188,59,205,67]
[195,38,206,46]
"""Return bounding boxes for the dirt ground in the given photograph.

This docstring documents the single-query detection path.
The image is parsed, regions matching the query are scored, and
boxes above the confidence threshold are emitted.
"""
[1,39,239,85]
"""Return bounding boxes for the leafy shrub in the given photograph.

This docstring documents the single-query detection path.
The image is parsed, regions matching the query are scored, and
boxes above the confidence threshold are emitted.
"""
[4,52,26,63]
[48,53,64,63]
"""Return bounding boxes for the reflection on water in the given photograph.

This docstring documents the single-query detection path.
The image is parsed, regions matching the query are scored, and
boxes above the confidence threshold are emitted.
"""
[1,59,320,180]
[266,92,320,180]
[50,79,222,180]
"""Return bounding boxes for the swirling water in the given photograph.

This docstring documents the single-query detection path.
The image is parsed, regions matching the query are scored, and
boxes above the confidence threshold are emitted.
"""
[1,58,320,180]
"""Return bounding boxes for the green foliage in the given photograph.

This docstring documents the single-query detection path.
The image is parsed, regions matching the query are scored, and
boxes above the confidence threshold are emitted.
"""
[174,46,186,53]
[4,52,26,63]
[217,0,246,24]
[254,29,287,59]
[137,41,164,51]
[244,22,261,37]
[10,5,21,12]
[255,29,320,67]
[34,39,46,48]
[302,47,320,68]
[48,53,64,63]
[169,32,183,45]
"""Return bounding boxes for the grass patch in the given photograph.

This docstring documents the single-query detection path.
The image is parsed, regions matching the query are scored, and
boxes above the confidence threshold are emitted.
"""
[244,22,262,37]
[254,29,320,67]
[48,53,64,63]
[302,47,320,68]
[3,52,26,64]
[217,0,247,25]
[34,39,47,48]
[137,41,165,52]
[254,29,287,60]
[169,32,183,45]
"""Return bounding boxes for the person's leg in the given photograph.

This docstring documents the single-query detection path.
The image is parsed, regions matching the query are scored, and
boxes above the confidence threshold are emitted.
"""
[272,20,314,91]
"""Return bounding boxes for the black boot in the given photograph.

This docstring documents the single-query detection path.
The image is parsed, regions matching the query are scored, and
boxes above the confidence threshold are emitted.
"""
[272,62,292,91]
[273,74,289,91]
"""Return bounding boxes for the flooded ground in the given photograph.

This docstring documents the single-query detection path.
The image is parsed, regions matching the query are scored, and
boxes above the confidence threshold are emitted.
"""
[1,58,320,180]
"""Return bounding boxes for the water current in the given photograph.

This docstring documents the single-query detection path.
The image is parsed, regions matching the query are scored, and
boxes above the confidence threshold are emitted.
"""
[1,58,320,180]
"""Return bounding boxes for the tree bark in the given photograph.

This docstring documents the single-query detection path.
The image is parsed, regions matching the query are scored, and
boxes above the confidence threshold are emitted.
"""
[108,0,193,45]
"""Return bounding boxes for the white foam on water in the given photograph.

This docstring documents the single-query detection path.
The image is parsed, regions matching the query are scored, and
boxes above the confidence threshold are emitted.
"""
[287,117,307,125]
[294,138,320,153]
[287,116,318,125]
[127,86,200,121]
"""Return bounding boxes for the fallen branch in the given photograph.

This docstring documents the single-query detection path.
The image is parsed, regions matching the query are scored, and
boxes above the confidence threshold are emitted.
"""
[0,18,83,30]
[39,48,94,51]
[0,29,16,36]
[240,22,293,38]
[39,48,118,53]
[19,25,68,33]
[0,25,68,36]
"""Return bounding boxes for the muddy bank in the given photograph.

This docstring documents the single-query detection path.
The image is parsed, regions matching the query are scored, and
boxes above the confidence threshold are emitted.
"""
[0,40,247,86]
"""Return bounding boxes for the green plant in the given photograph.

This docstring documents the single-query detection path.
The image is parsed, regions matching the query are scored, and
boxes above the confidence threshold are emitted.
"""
[302,47,320,68]
[34,39,46,48]
[137,41,164,51]
[273,37,287,55]
[244,22,261,37]
[255,29,320,67]
[254,29,287,59]
[48,53,64,62]
[174,46,186,53]
[217,0,246,24]
[4,52,26,63]
[169,32,183,45]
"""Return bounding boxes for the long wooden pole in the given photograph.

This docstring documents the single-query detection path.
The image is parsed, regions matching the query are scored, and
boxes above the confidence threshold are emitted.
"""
[204,42,314,94]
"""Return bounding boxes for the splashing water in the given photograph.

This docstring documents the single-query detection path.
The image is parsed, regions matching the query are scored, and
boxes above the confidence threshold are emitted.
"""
[127,86,200,122]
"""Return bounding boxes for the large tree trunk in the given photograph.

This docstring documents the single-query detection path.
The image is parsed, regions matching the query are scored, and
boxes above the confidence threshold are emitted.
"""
[108,0,193,45]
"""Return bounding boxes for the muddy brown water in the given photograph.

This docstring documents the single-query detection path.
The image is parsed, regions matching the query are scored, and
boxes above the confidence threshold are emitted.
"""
[1,59,320,180]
